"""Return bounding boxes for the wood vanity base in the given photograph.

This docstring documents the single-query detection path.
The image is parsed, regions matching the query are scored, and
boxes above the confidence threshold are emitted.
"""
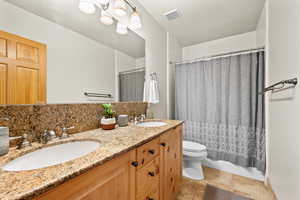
[35,125,182,200]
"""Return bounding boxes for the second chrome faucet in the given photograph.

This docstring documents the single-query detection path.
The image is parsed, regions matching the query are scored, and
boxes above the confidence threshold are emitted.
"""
[40,126,75,144]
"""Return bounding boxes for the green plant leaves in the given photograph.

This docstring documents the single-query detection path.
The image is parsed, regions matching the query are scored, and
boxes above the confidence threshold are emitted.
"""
[102,104,115,118]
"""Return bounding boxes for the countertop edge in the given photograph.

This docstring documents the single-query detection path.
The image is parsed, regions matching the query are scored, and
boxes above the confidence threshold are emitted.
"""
[14,121,184,200]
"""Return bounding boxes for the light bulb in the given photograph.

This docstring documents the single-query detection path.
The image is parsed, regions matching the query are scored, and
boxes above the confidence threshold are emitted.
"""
[116,22,128,35]
[100,11,114,25]
[114,0,127,17]
[129,11,142,30]
[79,0,96,14]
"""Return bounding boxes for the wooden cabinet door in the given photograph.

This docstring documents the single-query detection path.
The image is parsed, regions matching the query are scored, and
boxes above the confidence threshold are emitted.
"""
[160,125,182,200]
[36,150,136,200]
[136,156,160,200]
[0,30,46,104]
[173,125,183,196]
[136,137,160,169]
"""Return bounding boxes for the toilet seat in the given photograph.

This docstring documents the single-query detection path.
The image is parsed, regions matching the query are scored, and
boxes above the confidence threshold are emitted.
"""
[183,141,206,153]
[183,150,207,158]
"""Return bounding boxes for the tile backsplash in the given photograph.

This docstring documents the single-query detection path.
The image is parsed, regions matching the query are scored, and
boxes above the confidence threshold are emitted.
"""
[0,102,147,143]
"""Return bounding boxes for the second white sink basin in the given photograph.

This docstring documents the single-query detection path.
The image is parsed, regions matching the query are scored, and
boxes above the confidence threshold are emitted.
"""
[2,141,100,171]
[136,121,167,127]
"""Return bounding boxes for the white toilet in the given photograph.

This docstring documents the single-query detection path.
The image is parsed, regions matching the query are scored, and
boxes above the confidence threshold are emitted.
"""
[182,140,207,180]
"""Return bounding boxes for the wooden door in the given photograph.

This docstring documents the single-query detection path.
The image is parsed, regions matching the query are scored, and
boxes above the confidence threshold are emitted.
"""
[0,63,7,104]
[0,30,46,104]
[160,126,182,200]
[36,150,136,200]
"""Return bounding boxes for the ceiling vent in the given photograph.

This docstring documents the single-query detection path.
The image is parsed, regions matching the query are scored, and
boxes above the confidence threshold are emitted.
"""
[164,9,182,21]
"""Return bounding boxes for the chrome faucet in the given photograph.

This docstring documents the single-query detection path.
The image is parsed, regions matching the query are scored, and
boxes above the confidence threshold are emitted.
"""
[17,134,32,149]
[0,118,9,121]
[60,126,75,139]
[134,114,146,124]
[40,130,57,144]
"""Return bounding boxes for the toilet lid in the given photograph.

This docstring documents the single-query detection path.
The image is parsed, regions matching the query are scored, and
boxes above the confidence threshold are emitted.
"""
[183,141,206,153]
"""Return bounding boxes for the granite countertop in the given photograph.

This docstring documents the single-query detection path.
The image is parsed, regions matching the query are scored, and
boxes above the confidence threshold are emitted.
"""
[0,120,183,200]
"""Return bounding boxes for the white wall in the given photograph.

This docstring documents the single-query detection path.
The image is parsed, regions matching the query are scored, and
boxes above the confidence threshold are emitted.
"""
[131,0,168,119]
[0,0,116,103]
[268,0,300,199]
[256,4,267,47]
[167,33,182,119]
[115,51,137,73]
[115,54,145,72]
[136,57,146,68]
[183,31,257,60]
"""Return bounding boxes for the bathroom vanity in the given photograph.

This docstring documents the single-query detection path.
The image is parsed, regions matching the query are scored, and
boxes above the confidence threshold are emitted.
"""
[0,120,183,200]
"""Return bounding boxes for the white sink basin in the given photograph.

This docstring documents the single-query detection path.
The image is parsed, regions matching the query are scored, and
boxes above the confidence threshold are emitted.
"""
[2,141,100,171]
[136,121,167,127]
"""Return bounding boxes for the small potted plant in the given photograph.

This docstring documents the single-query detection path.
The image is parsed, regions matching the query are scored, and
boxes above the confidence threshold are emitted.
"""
[101,104,116,130]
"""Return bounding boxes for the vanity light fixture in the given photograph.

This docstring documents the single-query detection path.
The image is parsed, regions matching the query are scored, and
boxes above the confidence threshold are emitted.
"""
[79,0,96,14]
[116,22,128,34]
[129,11,142,30]
[78,0,142,35]
[113,0,127,17]
[100,10,114,25]
[98,0,110,5]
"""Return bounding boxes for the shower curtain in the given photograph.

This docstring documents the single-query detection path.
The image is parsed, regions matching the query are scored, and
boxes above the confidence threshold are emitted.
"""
[119,70,145,102]
[175,51,266,172]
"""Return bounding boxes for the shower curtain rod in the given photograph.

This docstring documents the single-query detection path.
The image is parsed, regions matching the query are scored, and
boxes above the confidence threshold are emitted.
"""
[170,47,265,65]
[119,67,145,75]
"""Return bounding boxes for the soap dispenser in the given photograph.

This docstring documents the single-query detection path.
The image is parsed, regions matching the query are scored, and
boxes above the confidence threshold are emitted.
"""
[0,118,9,156]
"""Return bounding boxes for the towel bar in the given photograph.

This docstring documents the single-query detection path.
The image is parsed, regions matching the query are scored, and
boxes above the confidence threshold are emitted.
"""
[263,78,298,93]
[84,92,113,98]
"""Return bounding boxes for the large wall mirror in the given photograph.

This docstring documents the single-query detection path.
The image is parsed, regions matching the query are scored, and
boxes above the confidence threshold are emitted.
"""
[0,0,145,104]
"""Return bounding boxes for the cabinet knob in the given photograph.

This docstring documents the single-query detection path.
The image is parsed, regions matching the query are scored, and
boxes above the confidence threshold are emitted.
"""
[148,171,155,177]
[160,142,166,147]
[146,197,154,200]
[131,161,139,167]
[148,149,155,154]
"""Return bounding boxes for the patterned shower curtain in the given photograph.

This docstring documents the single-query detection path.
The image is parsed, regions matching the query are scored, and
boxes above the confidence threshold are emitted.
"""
[175,51,266,172]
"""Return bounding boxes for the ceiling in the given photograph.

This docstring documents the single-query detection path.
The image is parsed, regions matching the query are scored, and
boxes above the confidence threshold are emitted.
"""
[137,0,265,46]
[5,0,145,58]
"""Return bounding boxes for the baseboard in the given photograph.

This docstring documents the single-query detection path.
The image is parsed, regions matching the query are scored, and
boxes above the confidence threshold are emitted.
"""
[266,178,278,200]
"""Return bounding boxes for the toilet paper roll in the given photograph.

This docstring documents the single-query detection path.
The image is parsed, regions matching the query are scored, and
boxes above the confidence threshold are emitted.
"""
[0,127,9,156]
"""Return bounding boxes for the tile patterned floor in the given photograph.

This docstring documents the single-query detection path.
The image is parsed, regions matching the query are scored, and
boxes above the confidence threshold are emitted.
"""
[176,167,276,200]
